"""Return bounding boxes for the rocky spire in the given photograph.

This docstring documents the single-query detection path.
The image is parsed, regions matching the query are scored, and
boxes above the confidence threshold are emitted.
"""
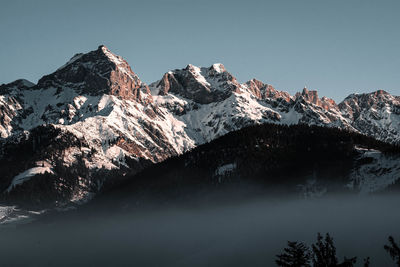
[295,87,337,111]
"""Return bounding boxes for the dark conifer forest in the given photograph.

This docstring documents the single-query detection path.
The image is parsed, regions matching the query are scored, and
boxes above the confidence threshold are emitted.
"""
[89,123,400,211]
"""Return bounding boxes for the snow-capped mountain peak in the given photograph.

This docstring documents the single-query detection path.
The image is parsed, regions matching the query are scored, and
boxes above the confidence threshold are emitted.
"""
[1,45,400,206]
[151,63,241,104]
[36,45,151,103]
[338,89,400,144]
[210,63,226,73]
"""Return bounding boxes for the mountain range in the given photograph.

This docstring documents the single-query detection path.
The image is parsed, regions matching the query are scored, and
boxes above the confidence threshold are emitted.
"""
[1,45,400,207]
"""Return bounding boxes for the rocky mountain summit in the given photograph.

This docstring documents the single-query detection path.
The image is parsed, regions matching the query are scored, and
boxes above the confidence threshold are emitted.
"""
[38,45,152,103]
[153,63,240,104]
[0,45,399,206]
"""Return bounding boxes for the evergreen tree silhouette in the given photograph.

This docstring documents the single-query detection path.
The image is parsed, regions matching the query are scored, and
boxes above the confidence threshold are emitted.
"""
[276,241,311,267]
[384,236,400,266]
[337,257,357,267]
[363,257,370,267]
[312,233,356,267]
[312,233,338,267]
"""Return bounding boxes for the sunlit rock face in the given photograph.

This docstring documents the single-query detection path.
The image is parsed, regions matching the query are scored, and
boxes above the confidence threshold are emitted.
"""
[244,78,291,103]
[295,87,338,111]
[153,63,241,104]
[37,45,152,104]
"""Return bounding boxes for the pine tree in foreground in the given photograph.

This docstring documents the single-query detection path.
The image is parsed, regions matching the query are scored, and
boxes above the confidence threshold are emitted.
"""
[384,236,400,266]
[312,233,356,267]
[275,241,311,267]
[312,233,338,267]
[363,257,370,267]
[276,233,358,267]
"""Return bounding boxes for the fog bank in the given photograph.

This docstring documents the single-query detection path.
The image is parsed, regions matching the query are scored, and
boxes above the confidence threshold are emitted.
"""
[1,194,399,266]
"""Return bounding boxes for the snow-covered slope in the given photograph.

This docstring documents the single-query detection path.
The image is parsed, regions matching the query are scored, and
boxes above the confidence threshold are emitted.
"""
[0,45,399,206]
[340,90,400,144]
[348,147,400,194]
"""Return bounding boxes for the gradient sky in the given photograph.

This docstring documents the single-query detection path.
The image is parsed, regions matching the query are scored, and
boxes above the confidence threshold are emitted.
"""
[1,0,399,101]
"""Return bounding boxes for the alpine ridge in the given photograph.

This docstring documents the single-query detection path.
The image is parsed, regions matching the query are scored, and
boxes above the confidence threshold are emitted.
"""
[0,45,399,207]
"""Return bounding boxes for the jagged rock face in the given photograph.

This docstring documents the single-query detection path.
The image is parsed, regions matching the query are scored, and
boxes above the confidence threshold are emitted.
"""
[0,79,35,138]
[295,88,338,111]
[245,79,291,102]
[0,95,23,138]
[153,63,241,104]
[37,45,152,103]
[339,90,400,144]
[320,97,337,111]
[296,88,319,105]
[339,90,399,120]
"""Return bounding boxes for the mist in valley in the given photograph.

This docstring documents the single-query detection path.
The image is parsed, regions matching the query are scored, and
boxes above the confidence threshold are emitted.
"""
[1,193,399,267]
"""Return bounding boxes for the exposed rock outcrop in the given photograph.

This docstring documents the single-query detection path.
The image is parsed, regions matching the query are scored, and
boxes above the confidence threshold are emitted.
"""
[37,45,152,103]
[153,63,240,104]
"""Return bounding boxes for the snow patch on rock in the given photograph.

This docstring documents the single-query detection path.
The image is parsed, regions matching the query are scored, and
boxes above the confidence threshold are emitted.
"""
[6,166,54,192]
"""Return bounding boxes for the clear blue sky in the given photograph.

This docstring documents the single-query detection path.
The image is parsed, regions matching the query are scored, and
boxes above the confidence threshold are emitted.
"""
[1,0,399,101]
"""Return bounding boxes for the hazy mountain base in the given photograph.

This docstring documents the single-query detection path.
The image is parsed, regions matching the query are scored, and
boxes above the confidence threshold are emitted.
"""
[2,123,400,265]
[86,123,400,213]
[2,123,400,225]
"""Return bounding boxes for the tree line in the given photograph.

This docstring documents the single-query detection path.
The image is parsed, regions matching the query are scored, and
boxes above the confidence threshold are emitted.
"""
[276,233,400,266]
